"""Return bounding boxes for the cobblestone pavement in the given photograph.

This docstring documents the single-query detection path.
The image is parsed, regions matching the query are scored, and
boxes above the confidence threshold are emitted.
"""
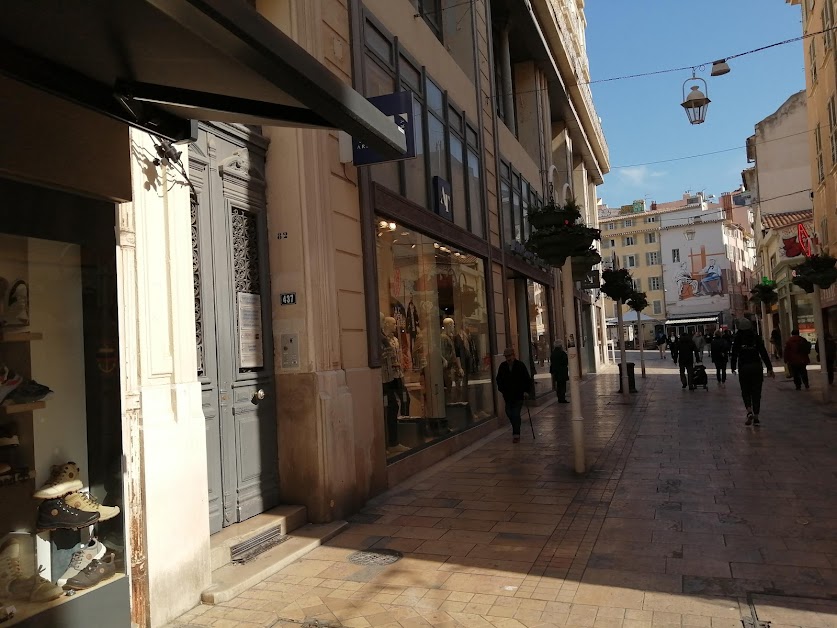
[171,353,837,628]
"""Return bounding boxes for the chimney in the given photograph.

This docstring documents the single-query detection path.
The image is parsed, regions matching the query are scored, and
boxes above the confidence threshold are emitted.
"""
[721,192,733,221]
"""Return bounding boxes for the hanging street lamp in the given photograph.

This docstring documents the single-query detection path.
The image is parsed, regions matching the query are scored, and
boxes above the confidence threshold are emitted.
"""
[681,70,711,125]
[711,59,731,76]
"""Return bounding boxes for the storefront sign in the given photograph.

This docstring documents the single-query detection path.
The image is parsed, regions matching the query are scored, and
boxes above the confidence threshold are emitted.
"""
[352,92,416,166]
[433,176,453,221]
[580,271,600,289]
[237,292,264,368]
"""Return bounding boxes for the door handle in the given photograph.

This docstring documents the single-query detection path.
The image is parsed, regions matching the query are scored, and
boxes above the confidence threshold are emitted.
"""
[252,389,266,404]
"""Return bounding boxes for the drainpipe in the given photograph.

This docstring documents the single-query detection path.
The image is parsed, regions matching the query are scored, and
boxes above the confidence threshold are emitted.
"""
[500,24,515,133]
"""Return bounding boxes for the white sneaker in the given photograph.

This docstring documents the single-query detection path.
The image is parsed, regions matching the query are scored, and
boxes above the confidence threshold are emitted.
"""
[56,538,106,586]
[33,462,83,499]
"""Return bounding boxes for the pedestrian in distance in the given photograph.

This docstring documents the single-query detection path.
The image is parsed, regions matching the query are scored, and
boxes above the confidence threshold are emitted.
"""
[710,330,729,387]
[722,328,733,351]
[496,347,533,443]
[669,333,679,364]
[678,333,696,390]
[693,330,706,363]
[549,340,569,403]
[655,330,668,359]
[816,332,837,385]
[770,327,783,359]
[784,329,811,391]
[730,321,774,426]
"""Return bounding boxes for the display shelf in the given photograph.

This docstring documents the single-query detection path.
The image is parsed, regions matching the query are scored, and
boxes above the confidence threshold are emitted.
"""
[0,470,34,488]
[0,331,42,343]
[0,401,46,415]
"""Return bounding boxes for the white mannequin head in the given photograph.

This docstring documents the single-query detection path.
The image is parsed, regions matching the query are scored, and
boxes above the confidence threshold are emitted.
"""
[442,317,455,334]
[383,316,397,336]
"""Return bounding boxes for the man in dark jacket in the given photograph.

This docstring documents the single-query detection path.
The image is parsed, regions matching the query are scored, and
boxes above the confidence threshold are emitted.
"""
[678,333,696,389]
[710,330,729,386]
[497,347,532,443]
[549,341,569,403]
[731,324,774,426]
[784,329,811,390]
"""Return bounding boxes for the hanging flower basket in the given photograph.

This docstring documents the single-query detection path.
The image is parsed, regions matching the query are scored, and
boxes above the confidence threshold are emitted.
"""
[526,225,600,268]
[528,198,583,231]
[601,268,634,302]
[792,254,837,293]
[749,283,779,306]
[626,290,649,312]
[572,248,602,280]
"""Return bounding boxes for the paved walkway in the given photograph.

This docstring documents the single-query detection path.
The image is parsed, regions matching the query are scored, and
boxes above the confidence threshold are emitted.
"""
[171,353,837,628]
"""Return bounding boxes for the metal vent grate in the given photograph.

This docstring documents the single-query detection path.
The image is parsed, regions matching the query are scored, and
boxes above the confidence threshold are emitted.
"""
[347,549,402,566]
[230,525,288,564]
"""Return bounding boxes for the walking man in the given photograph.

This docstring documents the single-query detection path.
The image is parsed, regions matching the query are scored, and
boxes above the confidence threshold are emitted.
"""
[549,341,569,403]
[784,329,811,390]
[693,330,706,363]
[770,327,782,359]
[678,333,696,390]
[655,330,668,359]
[496,347,532,443]
[710,330,729,386]
[670,333,679,364]
[731,321,774,426]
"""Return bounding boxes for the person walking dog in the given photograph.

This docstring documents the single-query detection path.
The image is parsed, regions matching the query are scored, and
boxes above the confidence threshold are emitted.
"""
[731,320,774,426]
[496,347,532,443]
[549,340,569,403]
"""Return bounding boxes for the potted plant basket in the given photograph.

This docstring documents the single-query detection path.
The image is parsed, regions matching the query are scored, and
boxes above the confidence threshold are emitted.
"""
[601,268,635,302]
[792,253,837,293]
[528,198,583,230]
[626,290,649,312]
[572,248,602,280]
[749,283,779,305]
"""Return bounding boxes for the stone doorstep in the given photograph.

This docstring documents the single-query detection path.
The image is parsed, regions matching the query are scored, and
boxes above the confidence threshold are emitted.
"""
[210,505,308,572]
[201,520,348,605]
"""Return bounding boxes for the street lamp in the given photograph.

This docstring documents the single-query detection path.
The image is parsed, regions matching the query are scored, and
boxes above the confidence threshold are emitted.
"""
[711,59,731,76]
[681,71,711,125]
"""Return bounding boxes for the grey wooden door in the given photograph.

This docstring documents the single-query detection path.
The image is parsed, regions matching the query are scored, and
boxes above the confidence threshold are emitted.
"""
[190,126,279,534]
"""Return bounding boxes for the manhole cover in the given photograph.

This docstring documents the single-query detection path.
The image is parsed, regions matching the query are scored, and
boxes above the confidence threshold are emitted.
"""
[347,549,402,566]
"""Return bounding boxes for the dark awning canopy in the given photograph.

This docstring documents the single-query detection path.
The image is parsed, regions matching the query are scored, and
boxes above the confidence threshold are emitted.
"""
[0,0,407,159]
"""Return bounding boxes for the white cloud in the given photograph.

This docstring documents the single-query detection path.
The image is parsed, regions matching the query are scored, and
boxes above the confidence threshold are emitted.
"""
[617,165,666,187]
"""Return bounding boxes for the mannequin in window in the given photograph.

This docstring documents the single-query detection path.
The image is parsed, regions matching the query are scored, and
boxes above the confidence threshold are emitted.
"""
[382,317,409,454]
[441,317,462,398]
[406,297,419,368]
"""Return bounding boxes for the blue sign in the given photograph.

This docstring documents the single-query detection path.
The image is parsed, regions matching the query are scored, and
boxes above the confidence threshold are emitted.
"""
[352,92,416,166]
[433,176,452,221]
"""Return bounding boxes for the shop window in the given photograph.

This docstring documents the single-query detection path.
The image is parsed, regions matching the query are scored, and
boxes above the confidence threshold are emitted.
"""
[375,219,493,460]
[0,180,126,624]
[527,280,552,398]
[365,57,400,194]
[404,88,427,208]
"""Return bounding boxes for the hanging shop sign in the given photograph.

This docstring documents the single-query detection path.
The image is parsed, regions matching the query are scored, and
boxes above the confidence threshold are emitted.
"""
[237,292,264,368]
[352,92,417,166]
[580,271,600,290]
[433,176,453,221]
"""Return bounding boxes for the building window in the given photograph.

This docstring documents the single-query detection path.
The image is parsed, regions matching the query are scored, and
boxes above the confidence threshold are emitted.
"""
[413,0,442,35]
[645,216,657,223]
[632,278,642,291]
[646,232,657,244]
[375,217,493,460]
[649,276,662,291]
[824,1,834,49]
[646,251,659,265]
[653,300,662,315]
[672,249,680,263]
[601,239,610,249]
[623,219,633,228]
[609,239,616,248]
[606,223,615,230]
[829,96,837,166]
[623,255,638,268]
[816,123,825,182]
[623,236,635,246]
[810,40,818,84]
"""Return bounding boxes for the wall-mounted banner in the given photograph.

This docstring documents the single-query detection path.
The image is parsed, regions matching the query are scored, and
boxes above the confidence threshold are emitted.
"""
[352,92,417,166]
[433,176,453,221]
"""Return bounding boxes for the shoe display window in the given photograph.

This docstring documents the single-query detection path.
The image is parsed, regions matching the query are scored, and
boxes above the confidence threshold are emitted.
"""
[0,179,128,626]
[375,218,494,460]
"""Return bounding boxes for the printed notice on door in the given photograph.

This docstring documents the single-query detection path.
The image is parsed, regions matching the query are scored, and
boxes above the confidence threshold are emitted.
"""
[237,292,264,368]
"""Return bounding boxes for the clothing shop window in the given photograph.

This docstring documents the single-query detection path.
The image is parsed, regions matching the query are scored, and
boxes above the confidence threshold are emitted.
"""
[527,280,553,398]
[0,179,127,625]
[375,218,493,460]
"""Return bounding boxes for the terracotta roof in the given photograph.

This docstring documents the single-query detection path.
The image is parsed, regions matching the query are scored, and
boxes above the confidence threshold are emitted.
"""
[762,209,813,230]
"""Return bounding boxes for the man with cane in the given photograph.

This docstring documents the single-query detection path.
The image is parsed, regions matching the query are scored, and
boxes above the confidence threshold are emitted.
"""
[496,347,533,443]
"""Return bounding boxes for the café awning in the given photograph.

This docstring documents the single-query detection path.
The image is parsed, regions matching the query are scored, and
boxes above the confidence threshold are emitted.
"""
[0,0,407,158]
[663,316,720,326]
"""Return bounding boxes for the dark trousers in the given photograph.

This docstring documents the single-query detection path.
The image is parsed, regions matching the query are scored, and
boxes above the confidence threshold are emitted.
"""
[555,379,567,401]
[505,400,523,435]
[383,378,409,447]
[715,361,727,382]
[790,364,809,389]
[738,367,764,415]
[679,362,694,388]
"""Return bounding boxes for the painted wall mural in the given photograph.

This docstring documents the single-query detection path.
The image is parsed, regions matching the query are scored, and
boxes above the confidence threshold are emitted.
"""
[663,244,729,317]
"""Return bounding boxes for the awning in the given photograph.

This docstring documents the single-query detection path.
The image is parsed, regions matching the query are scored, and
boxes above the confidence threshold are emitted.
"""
[664,317,720,326]
[606,311,660,325]
[0,0,406,158]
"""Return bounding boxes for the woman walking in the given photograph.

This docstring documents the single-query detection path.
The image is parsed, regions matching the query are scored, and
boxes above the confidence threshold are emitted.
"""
[710,330,729,386]
[730,322,774,426]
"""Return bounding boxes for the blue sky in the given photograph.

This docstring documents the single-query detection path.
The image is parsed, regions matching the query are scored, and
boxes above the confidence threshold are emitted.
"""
[586,0,806,208]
